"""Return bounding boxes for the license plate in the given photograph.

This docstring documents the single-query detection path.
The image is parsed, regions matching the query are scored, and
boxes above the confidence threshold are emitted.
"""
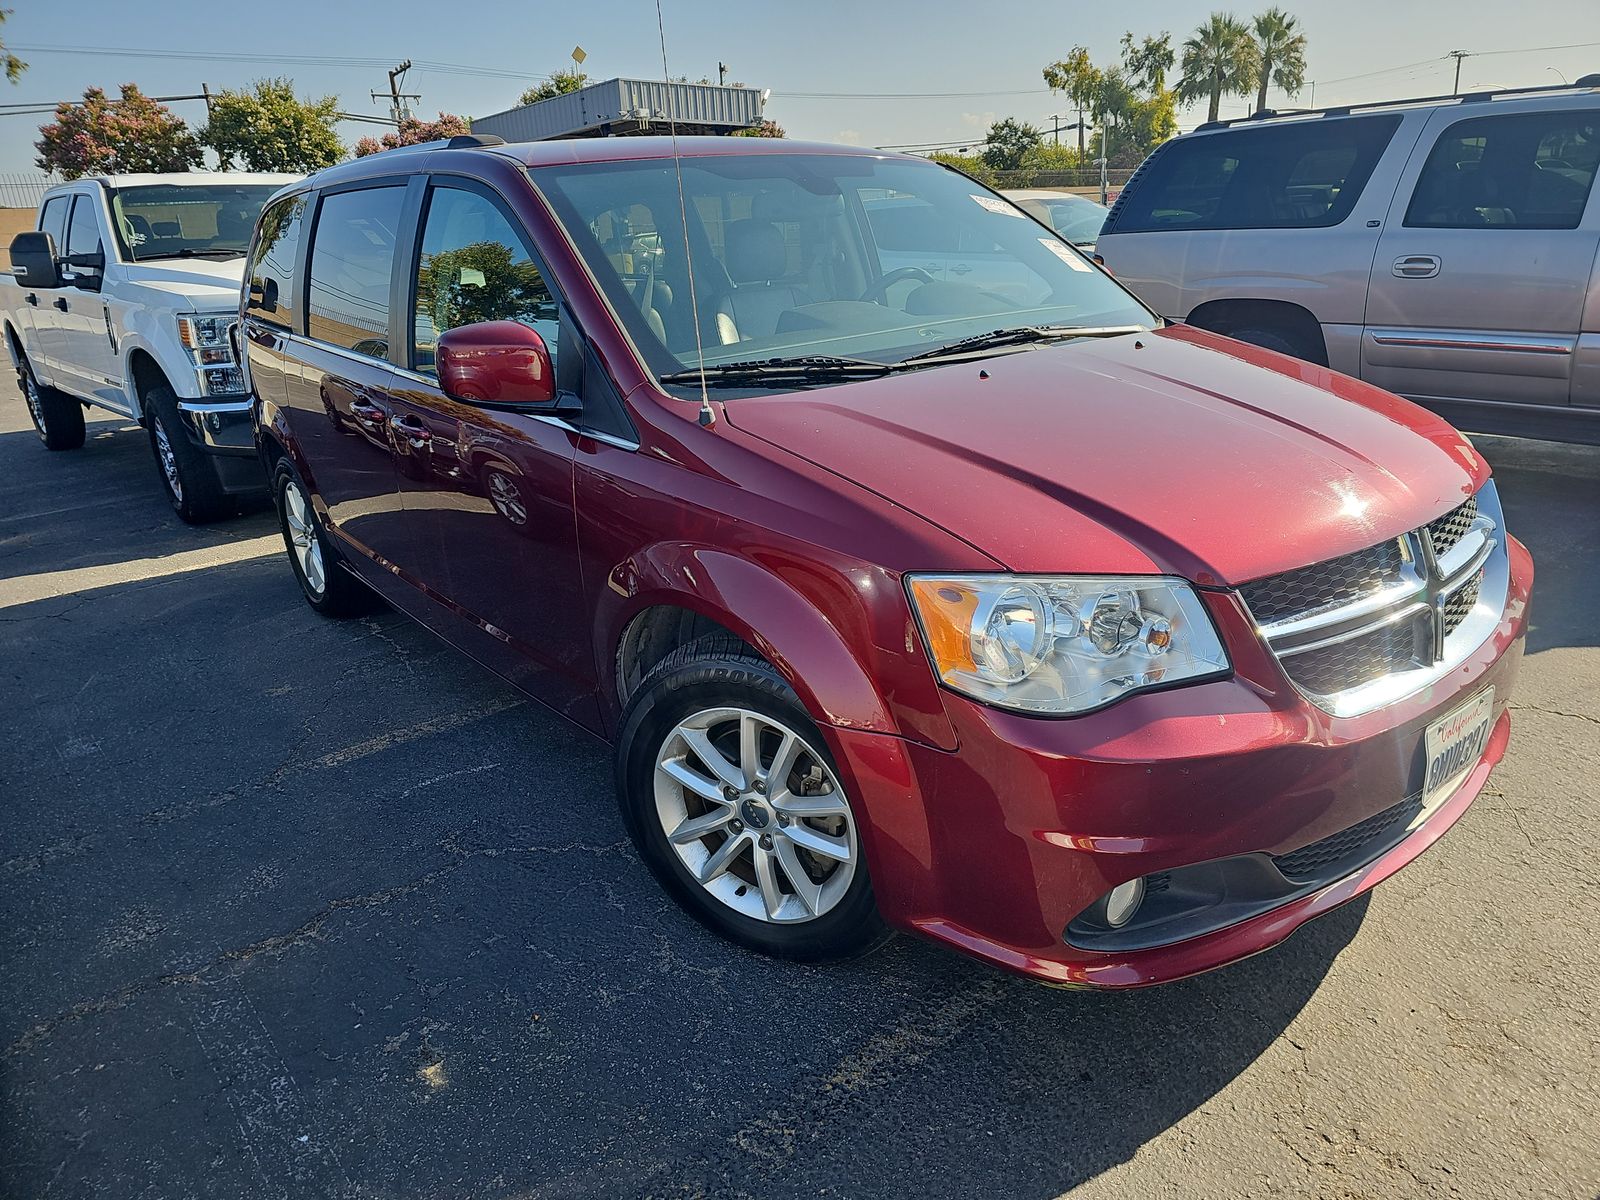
[1420,688,1495,819]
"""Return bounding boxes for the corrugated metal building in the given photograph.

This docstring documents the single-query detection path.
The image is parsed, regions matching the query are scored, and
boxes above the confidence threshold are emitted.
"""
[472,78,765,142]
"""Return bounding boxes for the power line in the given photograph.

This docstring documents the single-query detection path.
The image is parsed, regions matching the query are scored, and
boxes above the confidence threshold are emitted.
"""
[9,43,555,83]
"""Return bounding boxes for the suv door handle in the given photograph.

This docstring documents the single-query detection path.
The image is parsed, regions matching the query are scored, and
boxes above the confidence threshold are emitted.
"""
[390,414,432,446]
[350,397,386,423]
[1392,255,1440,279]
[53,297,69,311]
[950,263,973,276]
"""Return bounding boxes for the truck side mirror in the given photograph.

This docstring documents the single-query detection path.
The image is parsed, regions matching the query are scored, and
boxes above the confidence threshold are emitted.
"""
[10,231,60,289]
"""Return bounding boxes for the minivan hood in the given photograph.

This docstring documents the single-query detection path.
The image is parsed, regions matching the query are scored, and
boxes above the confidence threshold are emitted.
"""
[724,325,1487,586]
[119,257,247,310]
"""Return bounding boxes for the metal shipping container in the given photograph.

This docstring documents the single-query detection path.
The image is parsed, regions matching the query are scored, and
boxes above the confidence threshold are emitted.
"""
[472,78,765,142]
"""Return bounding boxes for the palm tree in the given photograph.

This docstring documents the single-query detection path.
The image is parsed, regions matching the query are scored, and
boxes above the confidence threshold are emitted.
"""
[1251,8,1308,113]
[1176,13,1257,123]
[1043,47,1101,162]
[1092,68,1135,162]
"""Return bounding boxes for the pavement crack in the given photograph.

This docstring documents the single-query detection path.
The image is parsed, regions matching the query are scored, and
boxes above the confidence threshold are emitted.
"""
[1508,702,1600,725]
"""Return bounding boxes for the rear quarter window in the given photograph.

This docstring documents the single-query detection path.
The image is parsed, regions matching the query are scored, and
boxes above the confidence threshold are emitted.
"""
[1111,114,1402,232]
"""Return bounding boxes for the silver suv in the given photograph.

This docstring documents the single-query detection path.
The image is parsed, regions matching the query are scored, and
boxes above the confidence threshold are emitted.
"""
[1097,81,1600,443]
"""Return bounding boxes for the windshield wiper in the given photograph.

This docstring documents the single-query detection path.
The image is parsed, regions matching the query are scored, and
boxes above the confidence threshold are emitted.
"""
[659,355,897,388]
[138,248,246,261]
[897,324,1148,366]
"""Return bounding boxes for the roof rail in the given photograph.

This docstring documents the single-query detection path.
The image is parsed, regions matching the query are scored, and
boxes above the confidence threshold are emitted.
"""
[1189,78,1598,131]
[446,133,506,148]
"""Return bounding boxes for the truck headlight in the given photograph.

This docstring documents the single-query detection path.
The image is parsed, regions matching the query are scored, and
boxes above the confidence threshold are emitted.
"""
[178,315,234,351]
[178,315,245,395]
[907,574,1230,715]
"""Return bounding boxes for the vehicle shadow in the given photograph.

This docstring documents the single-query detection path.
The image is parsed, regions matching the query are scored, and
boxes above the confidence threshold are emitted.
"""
[1476,436,1600,654]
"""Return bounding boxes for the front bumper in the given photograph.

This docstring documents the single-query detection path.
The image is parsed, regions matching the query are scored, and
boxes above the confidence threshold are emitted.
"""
[175,397,267,495]
[832,535,1533,988]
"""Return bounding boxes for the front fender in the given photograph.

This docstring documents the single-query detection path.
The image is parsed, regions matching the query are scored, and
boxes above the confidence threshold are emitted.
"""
[595,542,957,752]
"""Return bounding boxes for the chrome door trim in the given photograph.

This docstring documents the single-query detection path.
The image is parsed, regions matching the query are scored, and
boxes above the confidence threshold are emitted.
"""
[1366,328,1574,355]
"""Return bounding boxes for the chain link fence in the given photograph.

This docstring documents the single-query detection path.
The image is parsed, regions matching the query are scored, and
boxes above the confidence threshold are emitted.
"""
[0,172,63,210]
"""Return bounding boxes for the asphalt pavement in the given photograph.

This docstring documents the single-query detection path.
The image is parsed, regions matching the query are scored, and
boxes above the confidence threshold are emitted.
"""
[1,377,1596,1199]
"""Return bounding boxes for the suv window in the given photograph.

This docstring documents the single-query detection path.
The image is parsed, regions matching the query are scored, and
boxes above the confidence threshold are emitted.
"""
[38,195,70,252]
[246,194,307,331]
[411,185,560,375]
[65,195,102,257]
[1111,114,1402,232]
[1405,111,1600,230]
[306,186,406,358]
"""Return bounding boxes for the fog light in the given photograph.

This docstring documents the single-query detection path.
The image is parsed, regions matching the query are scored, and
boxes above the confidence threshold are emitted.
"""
[1104,877,1146,928]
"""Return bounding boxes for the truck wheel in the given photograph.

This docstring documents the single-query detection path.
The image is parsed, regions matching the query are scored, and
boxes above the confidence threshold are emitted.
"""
[1227,325,1325,365]
[20,357,86,451]
[272,459,379,618]
[145,386,231,524]
[616,634,892,962]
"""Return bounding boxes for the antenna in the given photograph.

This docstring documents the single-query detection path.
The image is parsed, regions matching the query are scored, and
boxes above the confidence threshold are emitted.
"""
[654,0,716,428]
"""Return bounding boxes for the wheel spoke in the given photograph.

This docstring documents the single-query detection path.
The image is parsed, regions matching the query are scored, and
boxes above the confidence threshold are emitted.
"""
[696,831,746,884]
[738,713,762,787]
[658,757,728,804]
[668,807,733,845]
[774,840,823,915]
[303,546,325,592]
[773,791,851,820]
[783,821,851,863]
[764,730,801,789]
[678,727,743,792]
[752,844,786,919]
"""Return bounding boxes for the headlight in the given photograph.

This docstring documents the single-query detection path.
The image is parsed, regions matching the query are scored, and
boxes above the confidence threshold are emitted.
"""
[907,574,1230,715]
[178,314,234,353]
[178,315,245,395]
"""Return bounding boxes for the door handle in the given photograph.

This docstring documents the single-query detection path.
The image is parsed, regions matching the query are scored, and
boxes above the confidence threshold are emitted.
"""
[24,293,37,306]
[1392,255,1440,279]
[350,398,385,423]
[53,297,69,311]
[950,263,973,276]
[390,414,432,446]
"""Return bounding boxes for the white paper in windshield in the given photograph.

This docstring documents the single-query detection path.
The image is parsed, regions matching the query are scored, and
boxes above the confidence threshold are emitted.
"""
[971,194,1024,217]
[1039,237,1093,271]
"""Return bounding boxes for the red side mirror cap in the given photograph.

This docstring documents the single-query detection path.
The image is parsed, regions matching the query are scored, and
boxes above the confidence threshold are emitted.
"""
[436,320,555,405]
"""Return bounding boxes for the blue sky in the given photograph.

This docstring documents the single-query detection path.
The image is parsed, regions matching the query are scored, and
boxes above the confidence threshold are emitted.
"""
[2,0,1597,170]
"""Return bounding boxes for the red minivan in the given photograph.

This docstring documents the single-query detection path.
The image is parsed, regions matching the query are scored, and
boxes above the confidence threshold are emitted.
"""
[243,135,1531,988]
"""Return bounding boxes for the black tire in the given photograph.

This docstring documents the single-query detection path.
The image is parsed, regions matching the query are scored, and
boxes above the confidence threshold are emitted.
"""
[272,459,380,618]
[19,356,85,451]
[1227,325,1325,365]
[617,634,892,962]
[145,386,232,523]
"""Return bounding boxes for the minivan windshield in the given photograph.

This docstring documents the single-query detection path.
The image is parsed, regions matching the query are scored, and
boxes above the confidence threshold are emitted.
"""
[533,153,1153,384]
[109,184,282,262]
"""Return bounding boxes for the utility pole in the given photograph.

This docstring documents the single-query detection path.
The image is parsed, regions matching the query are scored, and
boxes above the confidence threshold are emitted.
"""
[1047,113,1065,146]
[372,60,419,125]
[201,82,213,117]
[1448,49,1471,95]
[718,62,728,87]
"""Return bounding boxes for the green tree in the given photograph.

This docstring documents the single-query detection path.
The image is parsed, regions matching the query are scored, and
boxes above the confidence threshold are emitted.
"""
[1101,89,1179,166]
[927,151,996,186]
[1176,13,1258,123]
[354,112,472,157]
[1043,47,1101,161]
[202,78,343,172]
[982,118,1043,172]
[1120,32,1175,92]
[1,8,25,83]
[1020,142,1087,173]
[519,70,588,106]
[36,84,202,178]
[733,119,786,138]
[417,240,556,334]
[1250,7,1308,113]
[1091,69,1136,162]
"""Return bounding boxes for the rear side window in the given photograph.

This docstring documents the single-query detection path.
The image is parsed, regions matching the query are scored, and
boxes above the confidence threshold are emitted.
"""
[1405,111,1600,230]
[1112,115,1402,232]
[246,194,306,331]
[38,195,70,250]
[306,186,406,358]
[65,195,102,257]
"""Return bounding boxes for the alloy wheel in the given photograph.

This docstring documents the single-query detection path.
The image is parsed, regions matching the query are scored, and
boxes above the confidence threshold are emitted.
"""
[653,707,858,924]
[487,470,528,525]
[153,417,183,502]
[282,479,326,597]
[22,369,45,437]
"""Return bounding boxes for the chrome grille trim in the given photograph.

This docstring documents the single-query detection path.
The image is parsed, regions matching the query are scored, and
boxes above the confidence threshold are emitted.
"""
[1239,481,1509,717]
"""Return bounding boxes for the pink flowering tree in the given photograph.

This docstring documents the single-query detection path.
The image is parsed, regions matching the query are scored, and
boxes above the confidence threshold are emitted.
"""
[36,84,202,178]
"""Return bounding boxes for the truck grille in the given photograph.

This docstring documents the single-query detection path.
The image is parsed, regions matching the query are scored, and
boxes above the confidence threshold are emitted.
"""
[1239,483,1507,716]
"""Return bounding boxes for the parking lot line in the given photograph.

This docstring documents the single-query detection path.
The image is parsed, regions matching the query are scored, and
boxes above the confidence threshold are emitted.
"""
[0,535,281,611]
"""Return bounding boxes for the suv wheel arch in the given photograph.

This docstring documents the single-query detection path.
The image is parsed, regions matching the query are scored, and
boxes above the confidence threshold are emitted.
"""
[1185,299,1330,367]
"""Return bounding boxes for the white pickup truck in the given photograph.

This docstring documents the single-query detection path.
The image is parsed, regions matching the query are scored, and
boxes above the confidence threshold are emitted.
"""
[2,172,298,521]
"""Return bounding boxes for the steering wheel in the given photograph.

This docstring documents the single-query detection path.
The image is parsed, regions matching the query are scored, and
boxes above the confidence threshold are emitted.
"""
[859,266,935,304]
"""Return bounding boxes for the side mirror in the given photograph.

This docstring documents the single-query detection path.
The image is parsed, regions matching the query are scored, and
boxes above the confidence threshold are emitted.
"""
[436,320,555,406]
[67,248,105,272]
[10,231,60,289]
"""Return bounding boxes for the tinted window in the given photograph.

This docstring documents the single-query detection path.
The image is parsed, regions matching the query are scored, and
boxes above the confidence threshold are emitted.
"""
[307,186,405,357]
[1405,111,1600,230]
[246,194,306,331]
[412,185,560,375]
[111,183,281,262]
[38,195,70,252]
[1112,115,1402,232]
[65,195,102,257]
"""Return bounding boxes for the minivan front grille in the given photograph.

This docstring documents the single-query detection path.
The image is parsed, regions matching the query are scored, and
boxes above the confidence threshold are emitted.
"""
[1239,483,1507,716]
[1272,796,1423,881]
